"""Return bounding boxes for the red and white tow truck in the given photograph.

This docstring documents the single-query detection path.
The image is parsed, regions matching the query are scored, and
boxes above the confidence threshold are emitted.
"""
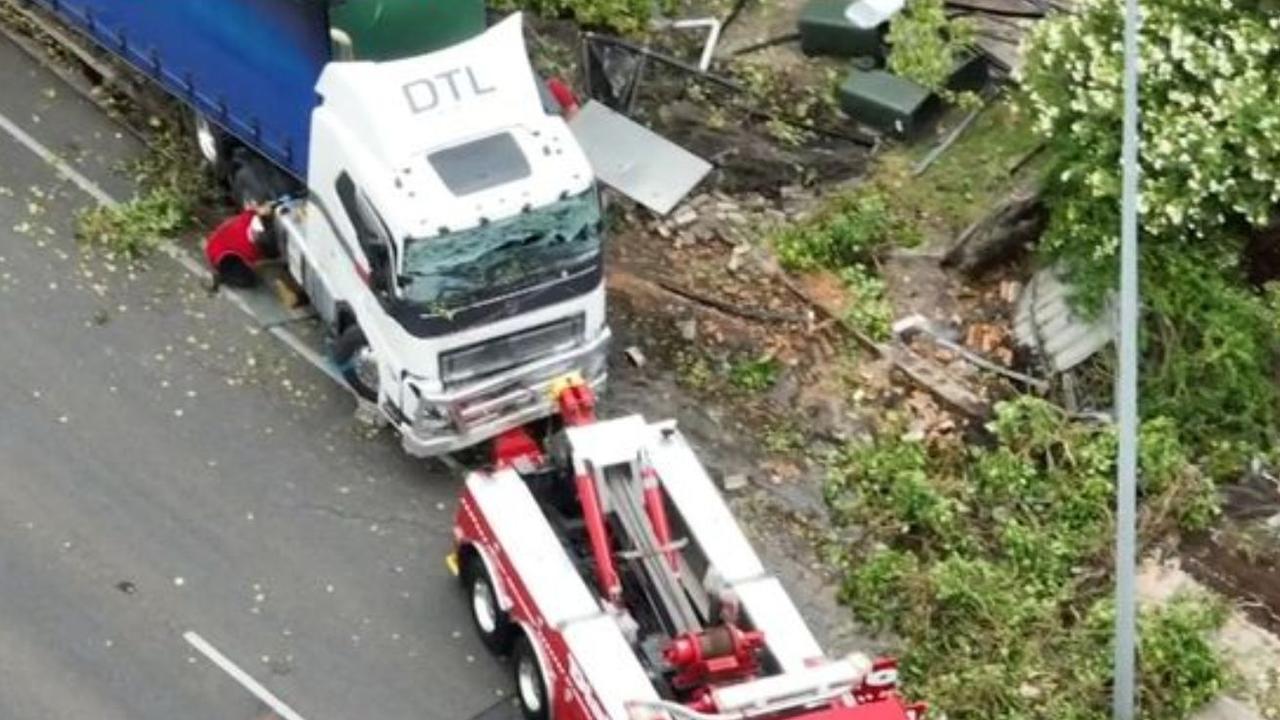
[451,377,926,720]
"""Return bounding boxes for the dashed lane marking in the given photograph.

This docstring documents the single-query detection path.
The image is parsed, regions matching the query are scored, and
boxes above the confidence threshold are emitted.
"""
[0,108,116,206]
[0,107,346,387]
[183,630,310,720]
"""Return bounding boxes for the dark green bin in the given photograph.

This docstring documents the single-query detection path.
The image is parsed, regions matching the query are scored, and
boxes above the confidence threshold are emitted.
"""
[330,0,487,60]
[839,53,989,136]
[838,69,933,135]
[798,0,888,58]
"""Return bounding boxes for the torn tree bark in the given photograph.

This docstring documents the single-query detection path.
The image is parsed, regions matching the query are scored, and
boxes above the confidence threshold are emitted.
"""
[943,186,1047,277]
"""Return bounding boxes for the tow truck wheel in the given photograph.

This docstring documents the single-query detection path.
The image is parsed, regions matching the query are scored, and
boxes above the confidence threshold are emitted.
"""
[463,554,515,654]
[513,635,550,720]
[333,325,378,402]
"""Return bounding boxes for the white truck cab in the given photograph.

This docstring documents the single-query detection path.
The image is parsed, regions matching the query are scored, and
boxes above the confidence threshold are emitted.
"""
[277,16,609,455]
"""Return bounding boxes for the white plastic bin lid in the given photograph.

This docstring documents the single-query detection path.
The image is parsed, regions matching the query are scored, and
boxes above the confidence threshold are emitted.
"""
[844,0,906,28]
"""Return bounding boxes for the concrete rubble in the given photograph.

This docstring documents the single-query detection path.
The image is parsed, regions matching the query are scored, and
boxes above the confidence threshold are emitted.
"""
[644,187,819,250]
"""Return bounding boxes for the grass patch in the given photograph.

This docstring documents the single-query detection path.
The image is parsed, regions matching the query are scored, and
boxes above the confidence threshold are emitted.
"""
[773,189,916,271]
[76,129,218,260]
[825,397,1226,719]
[766,99,1038,339]
[763,420,807,455]
[728,354,779,393]
[675,350,715,391]
[881,99,1042,240]
[772,99,1040,268]
[838,265,893,341]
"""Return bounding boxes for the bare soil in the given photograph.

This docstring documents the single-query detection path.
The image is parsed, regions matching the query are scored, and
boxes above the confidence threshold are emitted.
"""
[1184,473,1280,636]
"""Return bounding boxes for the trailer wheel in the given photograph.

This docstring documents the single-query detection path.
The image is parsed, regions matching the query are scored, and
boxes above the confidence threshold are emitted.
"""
[464,554,515,654]
[229,151,300,208]
[193,112,232,178]
[230,156,278,208]
[332,325,378,402]
[513,635,550,720]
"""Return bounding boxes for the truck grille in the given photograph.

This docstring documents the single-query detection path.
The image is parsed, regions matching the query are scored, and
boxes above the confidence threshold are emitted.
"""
[440,315,585,389]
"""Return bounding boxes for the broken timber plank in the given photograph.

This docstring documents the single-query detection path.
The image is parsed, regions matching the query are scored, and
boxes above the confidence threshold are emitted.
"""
[764,261,991,418]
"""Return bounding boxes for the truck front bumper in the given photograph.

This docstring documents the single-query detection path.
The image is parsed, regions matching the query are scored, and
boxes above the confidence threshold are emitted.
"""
[398,329,611,457]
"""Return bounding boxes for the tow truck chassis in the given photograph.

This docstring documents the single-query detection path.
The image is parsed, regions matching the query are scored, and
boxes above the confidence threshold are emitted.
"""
[451,378,925,720]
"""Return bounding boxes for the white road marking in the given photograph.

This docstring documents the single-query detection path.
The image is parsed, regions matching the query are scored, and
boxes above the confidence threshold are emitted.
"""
[0,107,345,387]
[182,631,309,720]
[0,109,116,206]
[270,323,344,386]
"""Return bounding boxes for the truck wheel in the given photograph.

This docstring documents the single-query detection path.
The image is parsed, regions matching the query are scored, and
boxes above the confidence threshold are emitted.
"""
[332,325,378,402]
[464,554,515,654]
[229,152,299,209]
[231,156,277,208]
[513,635,550,720]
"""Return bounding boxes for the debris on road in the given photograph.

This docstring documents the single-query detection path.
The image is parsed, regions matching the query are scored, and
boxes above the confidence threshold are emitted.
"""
[623,346,647,368]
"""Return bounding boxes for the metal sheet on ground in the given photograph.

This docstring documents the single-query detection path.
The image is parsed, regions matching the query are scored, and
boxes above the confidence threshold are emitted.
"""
[569,100,711,215]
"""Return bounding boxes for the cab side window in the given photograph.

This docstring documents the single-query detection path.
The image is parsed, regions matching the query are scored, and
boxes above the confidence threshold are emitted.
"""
[336,172,395,292]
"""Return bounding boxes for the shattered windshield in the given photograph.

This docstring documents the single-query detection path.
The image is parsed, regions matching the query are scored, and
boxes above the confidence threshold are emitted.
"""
[400,189,602,311]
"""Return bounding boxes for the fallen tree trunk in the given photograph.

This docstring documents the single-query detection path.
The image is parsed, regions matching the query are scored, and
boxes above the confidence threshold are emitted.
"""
[943,186,1046,277]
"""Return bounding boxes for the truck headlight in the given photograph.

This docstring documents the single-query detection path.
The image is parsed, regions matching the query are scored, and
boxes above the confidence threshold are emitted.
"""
[415,403,453,433]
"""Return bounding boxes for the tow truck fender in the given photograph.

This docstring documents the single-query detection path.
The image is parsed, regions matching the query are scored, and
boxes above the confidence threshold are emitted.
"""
[514,619,559,715]
[457,539,516,615]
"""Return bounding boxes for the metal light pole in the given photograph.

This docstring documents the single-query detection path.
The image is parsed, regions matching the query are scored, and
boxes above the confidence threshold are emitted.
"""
[1113,0,1142,715]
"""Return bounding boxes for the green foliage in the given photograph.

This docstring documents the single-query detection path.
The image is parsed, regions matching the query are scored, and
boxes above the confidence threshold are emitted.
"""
[1022,0,1280,475]
[838,265,893,341]
[76,129,216,259]
[77,189,186,259]
[675,351,715,391]
[727,60,842,147]
[1024,0,1280,273]
[826,397,1224,719]
[489,0,670,33]
[773,190,914,271]
[1140,250,1280,475]
[769,189,901,340]
[763,420,807,455]
[1137,597,1232,719]
[728,355,779,392]
[772,100,1039,271]
[886,0,978,106]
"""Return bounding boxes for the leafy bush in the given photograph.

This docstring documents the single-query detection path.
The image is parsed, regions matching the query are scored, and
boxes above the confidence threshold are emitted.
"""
[839,265,893,341]
[773,190,914,271]
[76,129,217,259]
[886,0,978,106]
[1140,250,1280,474]
[1024,0,1280,279]
[1021,0,1280,473]
[826,397,1224,719]
[490,0,669,33]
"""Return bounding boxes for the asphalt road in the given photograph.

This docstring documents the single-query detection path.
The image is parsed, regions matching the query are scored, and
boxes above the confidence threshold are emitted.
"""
[0,34,510,720]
